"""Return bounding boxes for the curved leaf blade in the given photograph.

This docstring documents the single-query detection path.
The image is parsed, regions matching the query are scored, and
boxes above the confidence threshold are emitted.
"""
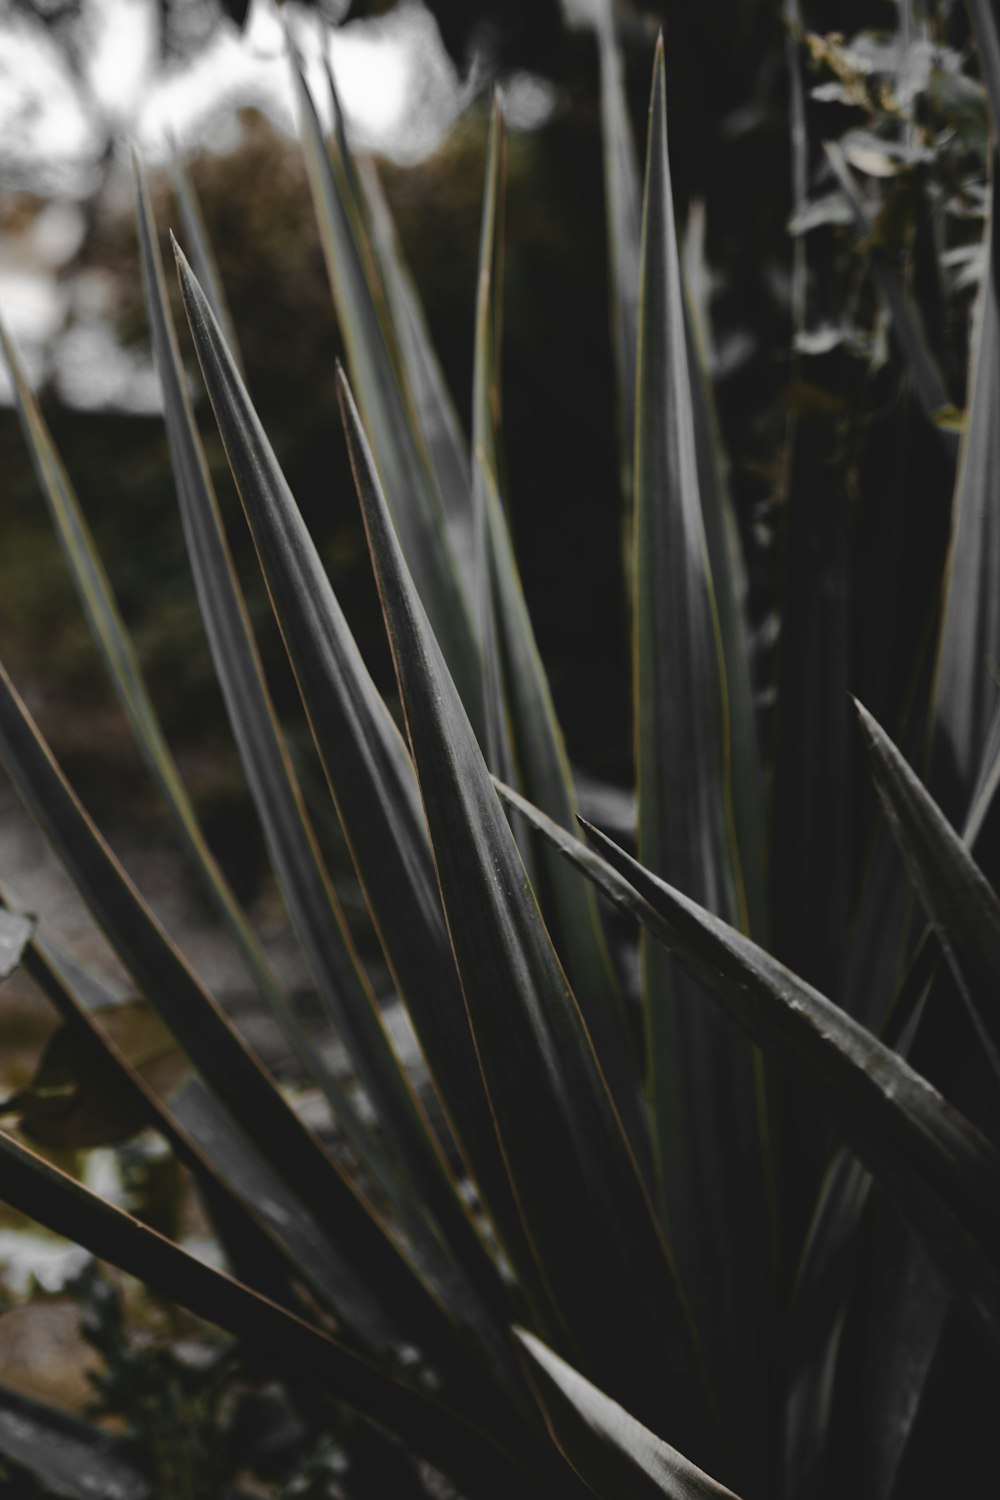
[10,919,388,1331]
[0,319,295,1072]
[359,155,476,589]
[633,40,771,1470]
[137,161,508,1337]
[340,369,718,1460]
[516,1329,741,1500]
[0,1130,561,1500]
[497,784,1000,1354]
[858,699,1000,1082]
[173,243,550,1337]
[0,658,499,1394]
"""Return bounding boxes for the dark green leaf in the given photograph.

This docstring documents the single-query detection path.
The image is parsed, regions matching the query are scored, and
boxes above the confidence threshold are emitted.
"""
[633,40,771,1472]
[0,317,295,1067]
[969,0,1000,143]
[0,1382,149,1500]
[0,659,502,1397]
[516,1330,741,1500]
[0,1130,562,1500]
[291,56,483,723]
[359,156,476,589]
[139,161,506,1338]
[340,369,717,1461]
[470,100,642,1154]
[497,784,1000,1354]
[173,242,548,1343]
[857,699,1000,1081]
[932,193,1000,804]
[18,928,395,1335]
[595,0,641,505]
[168,151,245,378]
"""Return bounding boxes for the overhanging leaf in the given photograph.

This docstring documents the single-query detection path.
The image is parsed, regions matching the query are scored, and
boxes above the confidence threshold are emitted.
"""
[16,925,395,1337]
[516,1329,741,1500]
[470,98,642,1156]
[497,783,1000,1354]
[0,658,505,1402]
[0,1130,568,1500]
[857,699,1000,1082]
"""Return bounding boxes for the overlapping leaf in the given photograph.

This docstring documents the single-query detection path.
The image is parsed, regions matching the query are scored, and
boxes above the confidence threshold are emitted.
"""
[291,55,482,723]
[632,40,770,1477]
[0,320,294,1062]
[173,243,552,1335]
[516,1330,741,1500]
[858,699,1000,1082]
[0,1130,566,1500]
[8,921,371,1327]
[497,785,1000,1354]
[136,160,510,1340]
[471,97,642,1157]
[0,659,505,1402]
[339,369,717,1462]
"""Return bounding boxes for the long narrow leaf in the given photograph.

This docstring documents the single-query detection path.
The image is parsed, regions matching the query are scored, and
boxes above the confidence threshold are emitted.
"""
[932,190,1000,805]
[168,150,245,377]
[633,40,771,1474]
[291,56,483,724]
[595,0,641,506]
[0,1382,149,1500]
[0,1130,567,1500]
[969,0,1000,144]
[497,784,1000,1354]
[858,699,1000,1081]
[469,99,642,1149]
[11,917,387,1334]
[173,243,553,1339]
[0,659,507,1405]
[358,156,476,588]
[516,1330,741,1500]
[0,319,298,1076]
[339,368,719,1463]
[137,161,510,1342]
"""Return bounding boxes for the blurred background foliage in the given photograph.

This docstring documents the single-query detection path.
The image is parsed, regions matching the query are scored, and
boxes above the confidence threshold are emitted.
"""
[4,0,987,887]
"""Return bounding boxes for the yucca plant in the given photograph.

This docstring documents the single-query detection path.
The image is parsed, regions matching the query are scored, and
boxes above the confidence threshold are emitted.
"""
[1,7,999,1498]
